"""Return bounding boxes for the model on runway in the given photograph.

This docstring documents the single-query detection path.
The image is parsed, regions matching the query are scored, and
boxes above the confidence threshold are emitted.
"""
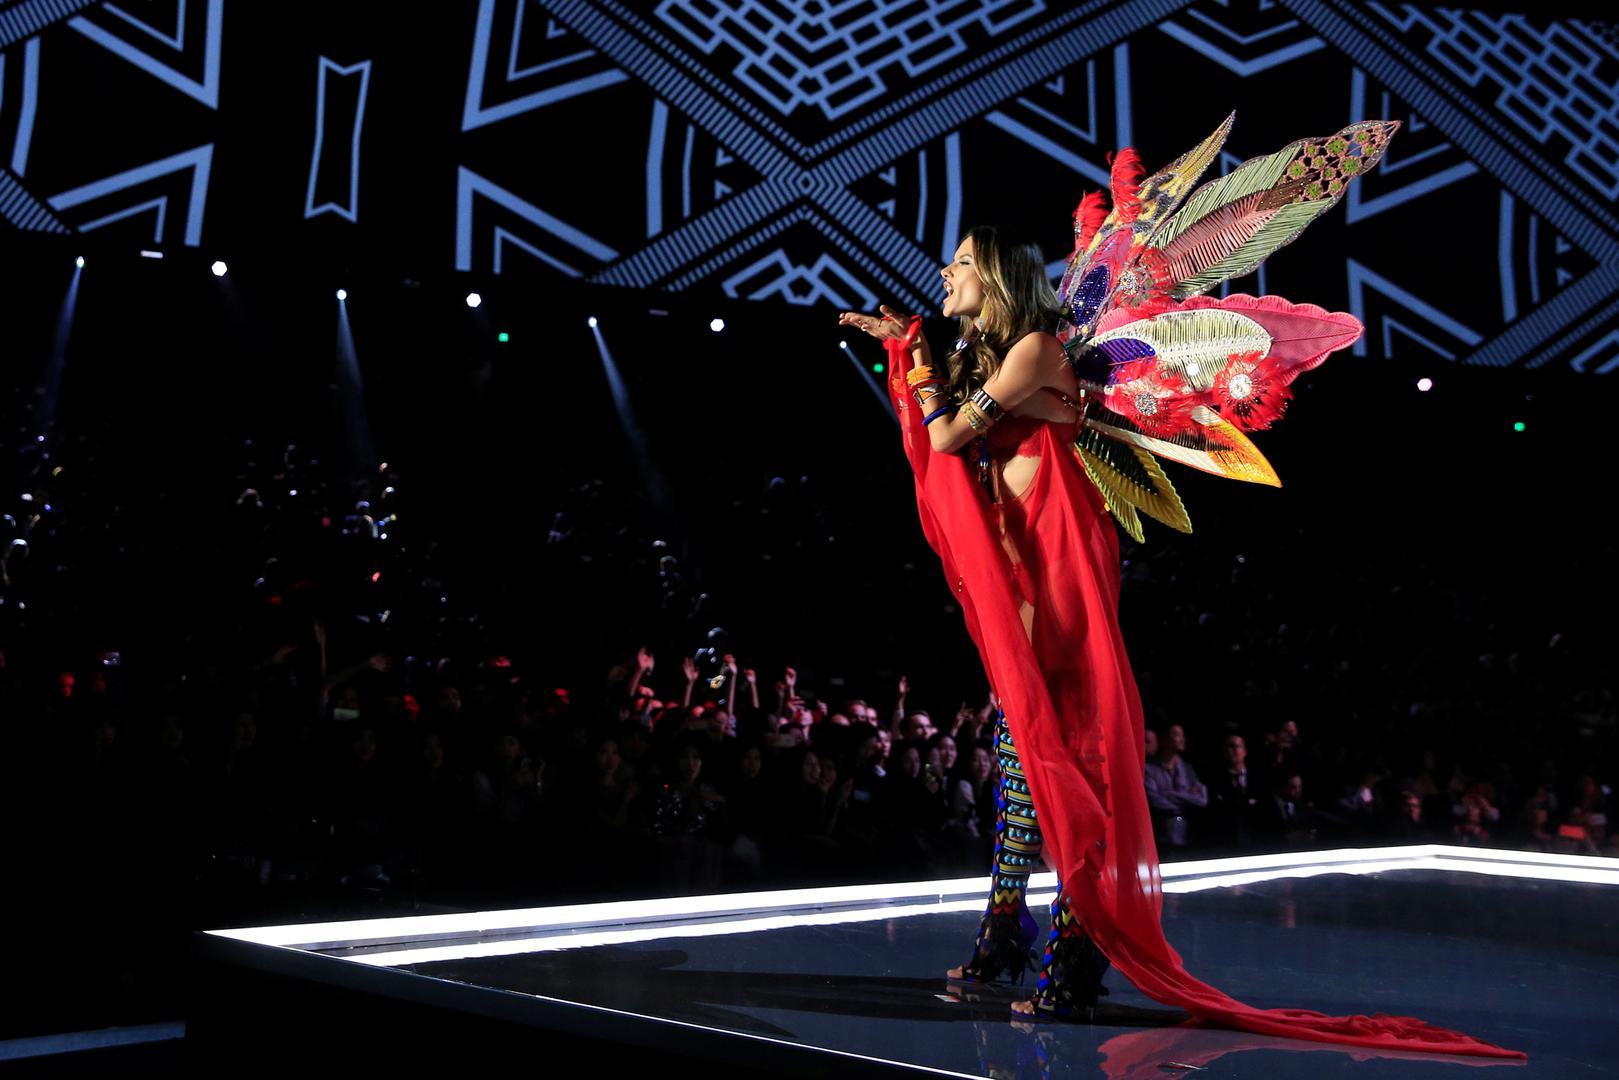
[840,114,1525,1059]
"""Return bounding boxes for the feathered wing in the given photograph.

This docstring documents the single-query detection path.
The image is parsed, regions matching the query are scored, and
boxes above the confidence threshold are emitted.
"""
[1050,114,1393,537]
[1149,120,1399,298]
[1058,114,1235,342]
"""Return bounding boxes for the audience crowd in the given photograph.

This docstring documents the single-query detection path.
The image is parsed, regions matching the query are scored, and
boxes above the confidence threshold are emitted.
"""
[1,407,1614,1034]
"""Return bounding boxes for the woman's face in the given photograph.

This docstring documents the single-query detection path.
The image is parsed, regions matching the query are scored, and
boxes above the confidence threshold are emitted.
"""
[595,739,620,777]
[739,746,763,779]
[937,737,958,771]
[971,747,994,782]
[941,236,983,318]
[800,752,822,786]
[899,746,922,779]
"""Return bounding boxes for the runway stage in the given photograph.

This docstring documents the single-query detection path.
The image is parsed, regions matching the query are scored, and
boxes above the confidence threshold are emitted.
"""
[193,845,1617,1076]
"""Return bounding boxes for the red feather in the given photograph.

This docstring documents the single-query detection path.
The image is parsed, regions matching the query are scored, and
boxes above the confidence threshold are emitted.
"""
[1108,147,1145,224]
[1072,191,1108,254]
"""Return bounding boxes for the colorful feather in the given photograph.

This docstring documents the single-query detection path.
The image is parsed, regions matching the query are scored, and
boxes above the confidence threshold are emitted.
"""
[1176,293,1363,381]
[1073,423,1193,542]
[1150,120,1399,296]
[1093,307,1275,393]
[1129,112,1235,230]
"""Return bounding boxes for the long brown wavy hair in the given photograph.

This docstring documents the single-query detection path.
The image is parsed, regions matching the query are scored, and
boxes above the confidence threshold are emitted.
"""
[940,225,1063,417]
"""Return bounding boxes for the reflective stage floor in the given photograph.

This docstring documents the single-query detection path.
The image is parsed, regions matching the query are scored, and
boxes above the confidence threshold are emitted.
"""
[195,845,1618,1077]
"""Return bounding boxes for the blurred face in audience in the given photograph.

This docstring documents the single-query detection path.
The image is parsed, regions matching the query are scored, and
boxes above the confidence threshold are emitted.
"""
[1276,774,1303,801]
[232,712,257,752]
[1224,735,1246,767]
[790,709,814,741]
[708,708,736,739]
[935,736,958,772]
[800,752,822,786]
[676,744,702,785]
[970,746,994,784]
[498,734,521,764]
[816,755,838,788]
[738,746,763,780]
[874,728,892,763]
[1143,729,1158,759]
[423,733,445,770]
[1166,724,1186,756]
[352,727,377,765]
[157,715,184,752]
[595,738,620,778]
[437,686,463,717]
[898,746,922,779]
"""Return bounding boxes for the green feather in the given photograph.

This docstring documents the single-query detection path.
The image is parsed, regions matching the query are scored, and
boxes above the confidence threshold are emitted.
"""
[1152,140,1303,250]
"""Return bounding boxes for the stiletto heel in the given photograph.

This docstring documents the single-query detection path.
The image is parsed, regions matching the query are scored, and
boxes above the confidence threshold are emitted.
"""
[950,902,1040,984]
[1013,897,1111,1021]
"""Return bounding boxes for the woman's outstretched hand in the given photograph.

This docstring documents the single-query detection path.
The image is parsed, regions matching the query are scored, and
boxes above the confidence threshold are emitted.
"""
[838,304,915,342]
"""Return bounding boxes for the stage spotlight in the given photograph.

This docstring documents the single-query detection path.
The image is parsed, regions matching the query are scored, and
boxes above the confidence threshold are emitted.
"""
[212,261,228,277]
[1417,377,1433,392]
[710,317,725,332]
[498,332,509,343]
[588,316,598,328]
[466,292,482,308]
[1513,421,1526,432]
[75,256,85,268]
[336,288,348,301]
[141,250,164,260]
[839,340,848,350]
[873,362,884,373]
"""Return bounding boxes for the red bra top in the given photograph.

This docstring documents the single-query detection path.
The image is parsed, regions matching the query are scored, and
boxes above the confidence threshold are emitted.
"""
[983,386,1083,456]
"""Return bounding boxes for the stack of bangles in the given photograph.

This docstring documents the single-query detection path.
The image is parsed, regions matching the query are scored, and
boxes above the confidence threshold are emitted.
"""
[906,364,951,426]
[894,315,1004,432]
[907,366,1004,432]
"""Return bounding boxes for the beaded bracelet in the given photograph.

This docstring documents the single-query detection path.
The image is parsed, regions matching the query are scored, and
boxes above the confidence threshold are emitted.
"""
[960,399,984,432]
[922,404,951,425]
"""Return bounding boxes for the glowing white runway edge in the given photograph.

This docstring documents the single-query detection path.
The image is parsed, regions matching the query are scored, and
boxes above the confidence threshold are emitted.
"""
[206,844,1619,962]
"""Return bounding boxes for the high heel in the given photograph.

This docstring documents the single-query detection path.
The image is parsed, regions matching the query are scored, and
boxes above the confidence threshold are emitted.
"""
[949,903,1040,984]
[1013,900,1111,1020]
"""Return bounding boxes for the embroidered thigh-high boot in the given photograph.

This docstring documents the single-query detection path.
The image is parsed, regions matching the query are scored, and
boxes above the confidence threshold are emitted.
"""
[949,708,1041,984]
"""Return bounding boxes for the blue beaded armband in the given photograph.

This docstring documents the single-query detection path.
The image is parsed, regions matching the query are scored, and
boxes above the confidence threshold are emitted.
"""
[922,404,951,426]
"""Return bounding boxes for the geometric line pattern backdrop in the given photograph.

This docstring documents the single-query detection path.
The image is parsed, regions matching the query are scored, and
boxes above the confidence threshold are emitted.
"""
[9,0,1619,375]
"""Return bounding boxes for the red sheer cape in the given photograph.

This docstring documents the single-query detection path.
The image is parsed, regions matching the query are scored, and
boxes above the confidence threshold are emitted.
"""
[885,338,1525,1060]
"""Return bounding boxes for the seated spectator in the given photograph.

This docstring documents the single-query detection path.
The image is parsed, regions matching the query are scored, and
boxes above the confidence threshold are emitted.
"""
[1144,723,1208,849]
[1207,732,1259,849]
[1255,772,1317,849]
